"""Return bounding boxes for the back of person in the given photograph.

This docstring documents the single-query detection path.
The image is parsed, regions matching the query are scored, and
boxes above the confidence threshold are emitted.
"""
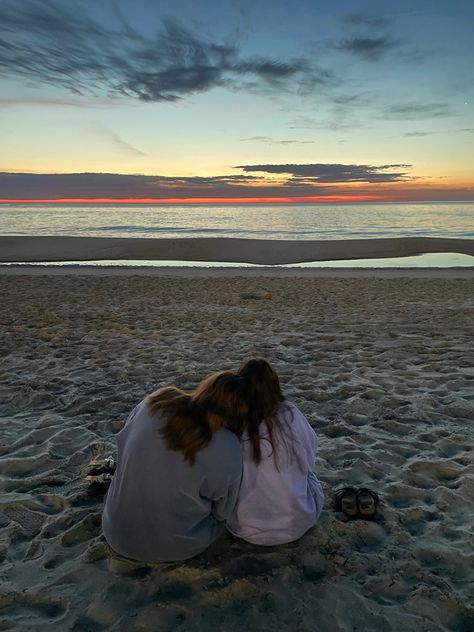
[227,402,324,545]
[103,397,243,562]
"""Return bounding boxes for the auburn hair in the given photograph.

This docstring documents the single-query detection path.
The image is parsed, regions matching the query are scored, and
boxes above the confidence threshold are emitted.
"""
[238,358,287,464]
[146,371,250,465]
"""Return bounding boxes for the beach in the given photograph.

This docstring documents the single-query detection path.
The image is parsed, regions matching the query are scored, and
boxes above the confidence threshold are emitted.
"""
[1,269,473,631]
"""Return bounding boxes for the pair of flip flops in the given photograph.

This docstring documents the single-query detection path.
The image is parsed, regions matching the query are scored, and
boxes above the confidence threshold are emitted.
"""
[334,487,379,519]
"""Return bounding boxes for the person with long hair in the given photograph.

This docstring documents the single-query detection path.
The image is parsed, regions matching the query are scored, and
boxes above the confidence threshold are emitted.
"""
[102,371,249,562]
[226,358,324,545]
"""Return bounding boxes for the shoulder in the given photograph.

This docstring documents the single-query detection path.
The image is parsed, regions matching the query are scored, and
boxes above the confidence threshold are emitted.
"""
[210,428,242,455]
[198,428,242,478]
[122,399,147,427]
[120,399,163,438]
[207,429,242,467]
[275,402,315,437]
[275,402,304,423]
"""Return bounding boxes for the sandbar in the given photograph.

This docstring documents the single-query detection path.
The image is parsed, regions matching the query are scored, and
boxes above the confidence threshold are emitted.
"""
[1,235,473,264]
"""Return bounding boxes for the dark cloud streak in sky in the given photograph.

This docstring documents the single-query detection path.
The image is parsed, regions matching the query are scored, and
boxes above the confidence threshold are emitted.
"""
[0,1,328,102]
[341,13,392,29]
[336,36,400,61]
[240,136,315,145]
[383,102,451,119]
[335,11,422,64]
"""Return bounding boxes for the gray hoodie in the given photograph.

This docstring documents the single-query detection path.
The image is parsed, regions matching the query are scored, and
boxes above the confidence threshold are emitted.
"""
[102,399,242,562]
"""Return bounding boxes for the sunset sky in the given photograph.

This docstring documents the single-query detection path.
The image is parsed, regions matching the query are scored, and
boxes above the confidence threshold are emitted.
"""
[0,0,473,203]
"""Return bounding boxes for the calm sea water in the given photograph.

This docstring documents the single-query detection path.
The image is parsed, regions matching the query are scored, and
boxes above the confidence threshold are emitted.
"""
[1,202,473,240]
[1,202,473,266]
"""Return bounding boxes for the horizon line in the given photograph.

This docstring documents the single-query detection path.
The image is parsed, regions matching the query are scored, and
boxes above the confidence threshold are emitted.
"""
[1,195,473,205]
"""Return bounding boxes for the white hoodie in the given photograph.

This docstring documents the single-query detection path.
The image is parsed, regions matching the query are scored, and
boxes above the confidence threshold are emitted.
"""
[227,402,324,545]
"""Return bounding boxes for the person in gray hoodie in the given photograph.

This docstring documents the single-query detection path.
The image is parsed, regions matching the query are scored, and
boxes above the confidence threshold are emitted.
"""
[102,371,249,563]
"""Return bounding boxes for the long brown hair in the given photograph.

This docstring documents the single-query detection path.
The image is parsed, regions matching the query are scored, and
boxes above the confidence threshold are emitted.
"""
[237,358,287,464]
[146,371,250,465]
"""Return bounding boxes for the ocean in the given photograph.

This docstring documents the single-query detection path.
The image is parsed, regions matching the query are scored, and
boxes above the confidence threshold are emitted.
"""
[1,202,473,267]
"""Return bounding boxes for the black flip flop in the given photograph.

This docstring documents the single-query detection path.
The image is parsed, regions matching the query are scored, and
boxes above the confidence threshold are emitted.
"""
[87,456,116,476]
[86,473,113,496]
[357,488,379,519]
[334,486,358,518]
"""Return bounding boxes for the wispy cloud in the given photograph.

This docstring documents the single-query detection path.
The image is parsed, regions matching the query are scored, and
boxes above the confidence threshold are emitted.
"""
[335,11,423,64]
[288,115,363,132]
[240,136,315,145]
[235,163,412,183]
[404,127,474,137]
[0,0,328,102]
[382,102,451,119]
[0,97,87,108]
[341,13,392,29]
[403,131,434,137]
[335,36,400,61]
[88,123,148,158]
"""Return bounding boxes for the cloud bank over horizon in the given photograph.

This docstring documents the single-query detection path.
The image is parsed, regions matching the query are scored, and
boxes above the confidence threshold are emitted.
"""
[0,167,472,203]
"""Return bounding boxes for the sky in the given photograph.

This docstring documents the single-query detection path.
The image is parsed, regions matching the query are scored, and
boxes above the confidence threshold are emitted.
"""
[0,0,473,203]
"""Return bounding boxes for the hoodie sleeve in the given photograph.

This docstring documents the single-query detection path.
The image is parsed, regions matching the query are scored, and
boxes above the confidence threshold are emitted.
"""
[210,469,243,522]
[199,430,243,523]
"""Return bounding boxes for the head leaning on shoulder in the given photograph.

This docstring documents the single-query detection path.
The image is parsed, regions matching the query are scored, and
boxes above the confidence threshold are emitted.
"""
[146,371,251,465]
[238,358,285,421]
[192,370,250,435]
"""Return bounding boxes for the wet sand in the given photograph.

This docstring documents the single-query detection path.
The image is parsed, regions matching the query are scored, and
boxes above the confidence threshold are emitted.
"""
[1,272,473,631]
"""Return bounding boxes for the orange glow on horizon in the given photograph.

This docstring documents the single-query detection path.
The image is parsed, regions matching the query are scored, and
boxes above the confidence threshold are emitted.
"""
[0,195,387,204]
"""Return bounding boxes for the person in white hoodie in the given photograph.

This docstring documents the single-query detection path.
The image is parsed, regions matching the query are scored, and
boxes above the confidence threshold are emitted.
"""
[226,358,324,545]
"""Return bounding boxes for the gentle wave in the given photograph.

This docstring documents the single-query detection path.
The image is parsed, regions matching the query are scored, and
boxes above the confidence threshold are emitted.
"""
[1,202,473,244]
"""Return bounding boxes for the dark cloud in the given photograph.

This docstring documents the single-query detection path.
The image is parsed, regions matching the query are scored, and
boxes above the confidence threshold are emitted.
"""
[0,0,327,102]
[235,163,412,183]
[336,36,400,61]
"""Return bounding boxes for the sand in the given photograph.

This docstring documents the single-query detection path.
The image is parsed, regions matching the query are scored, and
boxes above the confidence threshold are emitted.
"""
[1,271,473,631]
[1,235,474,264]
